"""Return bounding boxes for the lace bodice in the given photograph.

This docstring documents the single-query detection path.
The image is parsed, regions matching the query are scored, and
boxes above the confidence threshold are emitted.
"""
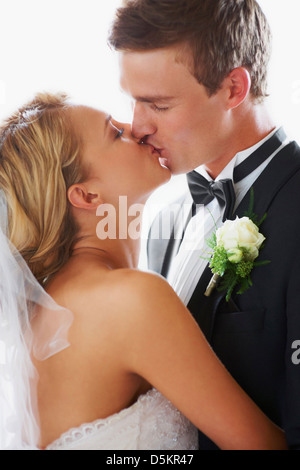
[46,389,198,450]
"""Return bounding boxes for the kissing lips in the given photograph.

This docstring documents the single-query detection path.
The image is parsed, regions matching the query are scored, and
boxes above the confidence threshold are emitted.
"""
[148,144,160,155]
[140,139,169,169]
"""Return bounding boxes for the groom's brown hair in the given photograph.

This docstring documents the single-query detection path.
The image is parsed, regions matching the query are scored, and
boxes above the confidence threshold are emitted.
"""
[109,0,272,101]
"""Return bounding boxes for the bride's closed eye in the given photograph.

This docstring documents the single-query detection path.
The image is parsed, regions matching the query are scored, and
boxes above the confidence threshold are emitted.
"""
[109,118,125,140]
[115,127,124,140]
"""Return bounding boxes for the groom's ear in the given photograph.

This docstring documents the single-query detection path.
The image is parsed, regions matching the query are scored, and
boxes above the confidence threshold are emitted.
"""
[67,183,102,210]
[223,67,251,110]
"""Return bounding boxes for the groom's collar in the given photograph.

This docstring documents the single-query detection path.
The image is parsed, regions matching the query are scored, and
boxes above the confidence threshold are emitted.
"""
[193,126,285,183]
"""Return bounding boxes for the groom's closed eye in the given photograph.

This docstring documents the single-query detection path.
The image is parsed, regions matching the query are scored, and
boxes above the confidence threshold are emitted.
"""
[151,104,169,112]
[134,95,175,110]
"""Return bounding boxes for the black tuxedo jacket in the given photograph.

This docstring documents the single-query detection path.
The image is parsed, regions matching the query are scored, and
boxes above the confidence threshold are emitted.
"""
[147,140,300,449]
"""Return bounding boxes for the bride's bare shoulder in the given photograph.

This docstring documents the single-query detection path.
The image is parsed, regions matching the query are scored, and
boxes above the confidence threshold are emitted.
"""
[109,268,162,285]
[86,267,179,321]
[50,264,175,317]
[107,268,174,300]
[105,268,190,328]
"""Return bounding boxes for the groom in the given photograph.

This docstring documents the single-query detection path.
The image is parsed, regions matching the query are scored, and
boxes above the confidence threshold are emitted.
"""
[109,0,300,449]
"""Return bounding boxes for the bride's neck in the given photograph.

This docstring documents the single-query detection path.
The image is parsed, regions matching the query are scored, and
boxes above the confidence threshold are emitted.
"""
[72,203,145,269]
[72,239,141,270]
[72,230,142,270]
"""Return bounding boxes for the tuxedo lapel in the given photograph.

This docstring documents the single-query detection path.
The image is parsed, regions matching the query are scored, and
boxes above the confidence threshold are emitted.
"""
[147,194,187,275]
[187,264,219,339]
[187,265,238,340]
[159,195,193,278]
[234,141,300,220]
[160,225,176,278]
[187,140,300,340]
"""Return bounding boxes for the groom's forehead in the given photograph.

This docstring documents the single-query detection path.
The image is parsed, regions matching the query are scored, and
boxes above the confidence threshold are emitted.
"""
[119,54,194,103]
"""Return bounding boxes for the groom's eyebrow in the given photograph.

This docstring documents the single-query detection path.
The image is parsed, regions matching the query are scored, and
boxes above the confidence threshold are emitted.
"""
[135,95,175,103]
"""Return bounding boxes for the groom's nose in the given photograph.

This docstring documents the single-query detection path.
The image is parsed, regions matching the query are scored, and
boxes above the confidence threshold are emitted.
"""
[131,102,156,140]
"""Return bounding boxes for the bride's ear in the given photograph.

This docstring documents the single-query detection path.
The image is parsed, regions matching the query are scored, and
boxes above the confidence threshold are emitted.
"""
[67,184,102,210]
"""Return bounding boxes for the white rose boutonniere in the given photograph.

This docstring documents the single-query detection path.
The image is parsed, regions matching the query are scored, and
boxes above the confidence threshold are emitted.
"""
[204,191,270,301]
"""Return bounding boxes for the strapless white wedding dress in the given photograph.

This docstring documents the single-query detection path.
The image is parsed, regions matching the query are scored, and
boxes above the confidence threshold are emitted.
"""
[46,389,198,450]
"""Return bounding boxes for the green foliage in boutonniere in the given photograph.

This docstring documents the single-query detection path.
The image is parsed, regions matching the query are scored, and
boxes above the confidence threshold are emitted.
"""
[204,189,270,301]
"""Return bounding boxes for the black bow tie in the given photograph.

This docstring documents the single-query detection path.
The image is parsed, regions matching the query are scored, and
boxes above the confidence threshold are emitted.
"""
[187,127,287,222]
[187,175,235,222]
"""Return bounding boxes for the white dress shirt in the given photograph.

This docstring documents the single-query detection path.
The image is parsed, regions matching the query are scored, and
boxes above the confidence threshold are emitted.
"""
[167,127,289,306]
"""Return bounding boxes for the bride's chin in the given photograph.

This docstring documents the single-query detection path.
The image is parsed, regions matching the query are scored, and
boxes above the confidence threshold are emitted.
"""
[148,172,172,198]
[136,165,171,201]
[152,166,172,187]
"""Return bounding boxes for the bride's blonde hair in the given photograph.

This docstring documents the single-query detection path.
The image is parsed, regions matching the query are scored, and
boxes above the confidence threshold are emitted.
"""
[0,92,85,284]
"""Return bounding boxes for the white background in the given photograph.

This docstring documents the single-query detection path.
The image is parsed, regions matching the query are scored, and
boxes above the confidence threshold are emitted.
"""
[0,0,299,266]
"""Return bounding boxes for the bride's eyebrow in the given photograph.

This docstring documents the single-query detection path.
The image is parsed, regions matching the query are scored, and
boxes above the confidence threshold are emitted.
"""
[104,114,112,131]
[104,114,117,140]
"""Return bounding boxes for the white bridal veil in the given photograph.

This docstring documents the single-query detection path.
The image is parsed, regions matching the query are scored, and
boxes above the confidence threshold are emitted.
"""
[0,191,73,450]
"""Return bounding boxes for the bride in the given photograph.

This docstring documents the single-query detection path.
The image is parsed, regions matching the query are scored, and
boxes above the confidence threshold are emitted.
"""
[0,92,286,450]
